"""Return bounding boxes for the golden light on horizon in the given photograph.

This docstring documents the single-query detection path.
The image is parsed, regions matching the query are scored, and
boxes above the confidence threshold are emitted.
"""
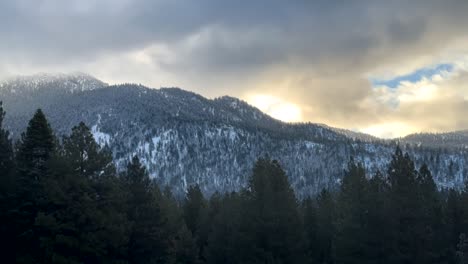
[360,122,417,139]
[247,94,302,123]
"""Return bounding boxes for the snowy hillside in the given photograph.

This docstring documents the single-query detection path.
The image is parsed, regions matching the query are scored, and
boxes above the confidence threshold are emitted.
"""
[1,73,468,196]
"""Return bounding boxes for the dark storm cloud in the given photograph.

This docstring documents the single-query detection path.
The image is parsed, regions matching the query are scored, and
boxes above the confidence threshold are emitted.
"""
[0,0,442,64]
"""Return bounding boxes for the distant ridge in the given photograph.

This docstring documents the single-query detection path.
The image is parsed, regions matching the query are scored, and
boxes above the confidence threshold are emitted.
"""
[1,73,468,195]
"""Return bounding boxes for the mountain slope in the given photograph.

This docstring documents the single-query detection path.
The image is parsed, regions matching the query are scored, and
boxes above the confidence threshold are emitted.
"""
[402,130,468,149]
[1,74,467,196]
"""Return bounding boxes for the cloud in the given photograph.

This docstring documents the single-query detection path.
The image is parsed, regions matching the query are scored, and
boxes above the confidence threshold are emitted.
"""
[360,62,468,137]
[1,0,468,137]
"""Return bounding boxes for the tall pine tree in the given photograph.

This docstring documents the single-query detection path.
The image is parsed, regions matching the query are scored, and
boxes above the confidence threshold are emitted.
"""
[241,158,305,263]
[0,102,16,262]
[14,109,56,262]
[63,122,115,179]
[316,189,335,264]
[334,159,370,264]
[387,147,424,263]
[35,121,128,263]
[123,156,171,263]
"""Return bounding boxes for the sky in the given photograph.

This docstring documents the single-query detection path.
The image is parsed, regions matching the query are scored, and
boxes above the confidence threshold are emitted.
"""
[1,0,468,138]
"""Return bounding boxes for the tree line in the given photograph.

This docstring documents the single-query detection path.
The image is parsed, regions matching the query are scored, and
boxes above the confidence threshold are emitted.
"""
[2,103,468,263]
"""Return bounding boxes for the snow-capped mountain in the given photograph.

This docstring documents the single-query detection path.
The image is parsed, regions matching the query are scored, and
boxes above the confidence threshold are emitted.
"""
[1,73,468,197]
[0,72,107,94]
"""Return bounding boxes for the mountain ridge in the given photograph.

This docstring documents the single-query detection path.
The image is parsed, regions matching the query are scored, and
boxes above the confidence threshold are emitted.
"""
[1,73,467,196]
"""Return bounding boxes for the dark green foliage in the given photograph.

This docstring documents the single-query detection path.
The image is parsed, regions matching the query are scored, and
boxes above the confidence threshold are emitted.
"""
[63,122,115,179]
[16,109,55,182]
[416,164,445,263]
[316,189,335,264]
[302,197,318,264]
[241,158,306,263]
[386,147,425,263]
[183,184,208,261]
[334,160,370,264]
[205,192,243,264]
[457,234,468,264]
[183,185,207,238]
[0,101,14,178]
[34,121,128,263]
[365,171,392,263]
[122,156,170,263]
[161,186,198,264]
[0,102,16,262]
[2,109,468,263]
[14,109,56,262]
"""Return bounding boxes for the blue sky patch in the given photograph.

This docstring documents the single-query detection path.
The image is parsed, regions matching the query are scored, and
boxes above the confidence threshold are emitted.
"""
[370,63,454,88]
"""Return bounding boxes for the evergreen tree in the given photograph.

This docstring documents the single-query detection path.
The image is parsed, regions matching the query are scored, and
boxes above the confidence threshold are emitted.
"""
[205,192,246,264]
[0,102,16,262]
[387,146,424,263]
[2,108,466,263]
[16,109,55,181]
[0,101,14,181]
[457,234,468,264]
[14,109,56,262]
[183,184,208,260]
[303,197,319,264]
[183,184,207,237]
[241,158,305,263]
[161,186,198,264]
[417,164,445,262]
[122,156,170,263]
[334,159,370,264]
[365,171,392,263]
[63,122,115,179]
[34,122,128,263]
[316,189,335,264]
[446,189,465,263]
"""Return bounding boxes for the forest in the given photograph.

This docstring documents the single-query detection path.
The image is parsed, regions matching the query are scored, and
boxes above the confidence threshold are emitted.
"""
[2,102,468,264]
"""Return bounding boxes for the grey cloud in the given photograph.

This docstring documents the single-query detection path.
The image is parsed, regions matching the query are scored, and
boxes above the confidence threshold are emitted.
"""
[2,0,468,135]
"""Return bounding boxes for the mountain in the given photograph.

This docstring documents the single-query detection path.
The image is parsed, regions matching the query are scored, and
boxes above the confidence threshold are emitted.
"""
[402,130,468,149]
[1,73,468,197]
[0,72,107,94]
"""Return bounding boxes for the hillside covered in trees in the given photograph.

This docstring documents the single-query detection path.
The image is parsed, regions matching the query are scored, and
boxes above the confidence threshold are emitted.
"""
[3,103,468,263]
[2,74,468,198]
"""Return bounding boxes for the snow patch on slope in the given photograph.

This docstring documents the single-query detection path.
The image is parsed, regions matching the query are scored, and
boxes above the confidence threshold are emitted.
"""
[91,115,111,147]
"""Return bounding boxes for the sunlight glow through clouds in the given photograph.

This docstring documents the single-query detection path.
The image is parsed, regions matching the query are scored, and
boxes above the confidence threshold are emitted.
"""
[247,94,302,123]
[360,122,417,139]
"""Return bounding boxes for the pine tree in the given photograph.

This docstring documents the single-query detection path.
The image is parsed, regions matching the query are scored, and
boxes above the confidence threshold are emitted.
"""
[316,188,335,264]
[34,121,128,263]
[183,184,207,237]
[387,146,424,263]
[334,159,370,264]
[0,101,14,181]
[446,189,465,263]
[0,102,16,262]
[16,109,55,181]
[366,171,392,263]
[303,197,319,264]
[160,186,198,264]
[417,164,444,262]
[63,122,115,179]
[123,156,170,263]
[241,158,305,263]
[183,184,208,261]
[14,109,56,262]
[457,234,468,264]
[205,192,244,264]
